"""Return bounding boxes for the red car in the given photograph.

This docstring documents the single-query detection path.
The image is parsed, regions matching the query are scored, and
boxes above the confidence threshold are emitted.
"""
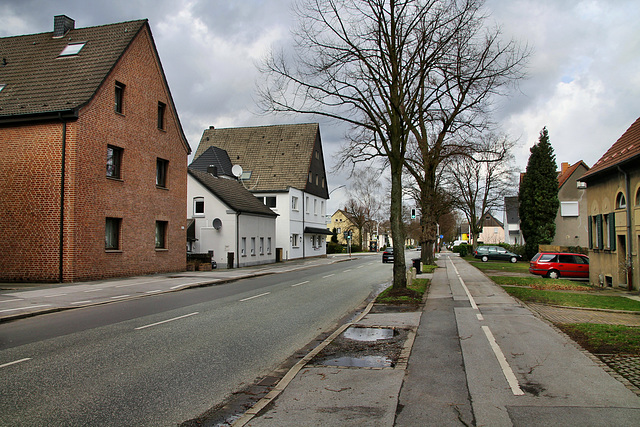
[529,252,589,279]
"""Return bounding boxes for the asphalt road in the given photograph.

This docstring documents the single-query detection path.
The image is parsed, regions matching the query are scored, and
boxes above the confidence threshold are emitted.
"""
[0,256,391,426]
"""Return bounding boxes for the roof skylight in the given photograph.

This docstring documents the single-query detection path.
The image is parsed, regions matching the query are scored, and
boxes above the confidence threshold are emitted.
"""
[59,42,86,57]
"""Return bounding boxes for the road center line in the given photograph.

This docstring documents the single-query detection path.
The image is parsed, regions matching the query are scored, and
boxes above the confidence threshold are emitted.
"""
[482,326,524,396]
[110,295,130,299]
[343,269,352,272]
[240,292,270,302]
[70,300,92,305]
[0,358,32,369]
[291,281,310,287]
[44,294,67,298]
[0,304,51,314]
[145,290,164,294]
[0,299,24,304]
[135,312,199,330]
[322,274,335,278]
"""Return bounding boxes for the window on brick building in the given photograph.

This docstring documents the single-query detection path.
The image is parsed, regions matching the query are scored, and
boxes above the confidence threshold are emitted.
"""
[156,158,168,188]
[105,217,121,250]
[106,145,123,179]
[115,82,125,114]
[155,221,168,249]
[158,101,166,130]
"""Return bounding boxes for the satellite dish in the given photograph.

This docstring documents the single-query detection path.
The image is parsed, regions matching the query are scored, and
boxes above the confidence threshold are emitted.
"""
[232,165,243,178]
[212,218,222,230]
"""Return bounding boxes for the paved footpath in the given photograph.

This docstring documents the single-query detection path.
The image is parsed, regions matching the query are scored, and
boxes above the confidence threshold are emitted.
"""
[240,254,640,426]
[440,254,640,426]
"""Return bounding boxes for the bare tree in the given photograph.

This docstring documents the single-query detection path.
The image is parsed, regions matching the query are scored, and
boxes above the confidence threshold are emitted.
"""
[259,0,527,288]
[444,133,517,248]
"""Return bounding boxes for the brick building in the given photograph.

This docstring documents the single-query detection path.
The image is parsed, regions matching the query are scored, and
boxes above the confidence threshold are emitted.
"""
[0,16,191,282]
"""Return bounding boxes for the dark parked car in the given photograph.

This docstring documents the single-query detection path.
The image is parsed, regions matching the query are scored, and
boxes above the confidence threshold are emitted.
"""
[529,252,589,279]
[474,246,522,263]
[382,247,394,263]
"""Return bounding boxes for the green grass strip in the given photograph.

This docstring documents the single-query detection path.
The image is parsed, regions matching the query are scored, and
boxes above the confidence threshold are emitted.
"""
[557,323,640,354]
[377,278,429,304]
[491,276,595,291]
[503,286,640,312]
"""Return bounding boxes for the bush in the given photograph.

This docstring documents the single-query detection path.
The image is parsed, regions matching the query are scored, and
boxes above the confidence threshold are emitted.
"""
[452,243,470,257]
[327,241,343,254]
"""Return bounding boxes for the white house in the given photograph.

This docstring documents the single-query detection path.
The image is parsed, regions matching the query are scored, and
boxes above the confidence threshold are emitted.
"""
[193,123,331,261]
[187,168,278,268]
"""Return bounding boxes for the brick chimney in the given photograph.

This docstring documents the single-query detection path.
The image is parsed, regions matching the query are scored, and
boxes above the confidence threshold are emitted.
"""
[561,162,570,174]
[53,15,75,38]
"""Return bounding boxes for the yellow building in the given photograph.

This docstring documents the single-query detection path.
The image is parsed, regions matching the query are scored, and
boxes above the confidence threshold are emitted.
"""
[581,117,640,291]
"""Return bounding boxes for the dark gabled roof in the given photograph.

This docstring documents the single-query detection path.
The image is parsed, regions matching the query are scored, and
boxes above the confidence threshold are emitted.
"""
[194,123,329,198]
[188,168,278,217]
[478,212,503,228]
[0,16,190,154]
[557,161,589,188]
[504,196,519,223]
[189,146,235,178]
[581,116,640,182]
[0,18,146,120]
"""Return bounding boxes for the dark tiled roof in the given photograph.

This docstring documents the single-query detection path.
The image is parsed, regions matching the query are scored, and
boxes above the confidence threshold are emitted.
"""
[189,146,235,178]
[504,197,519,223]
[0,19,146,119]
[194,123,328,197]
[557,161,589,188]
[581,116,640,181]
[188,168,278,217]
[478,212,503,228]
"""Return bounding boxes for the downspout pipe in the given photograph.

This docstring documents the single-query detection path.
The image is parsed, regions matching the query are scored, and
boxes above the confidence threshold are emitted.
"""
[618,166,633,291]
[236,211,241,269]
[302,192,305,259]
[59,116,67,283]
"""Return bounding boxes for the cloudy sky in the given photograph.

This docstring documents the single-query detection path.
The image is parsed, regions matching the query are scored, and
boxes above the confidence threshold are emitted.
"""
[2,0,639,213]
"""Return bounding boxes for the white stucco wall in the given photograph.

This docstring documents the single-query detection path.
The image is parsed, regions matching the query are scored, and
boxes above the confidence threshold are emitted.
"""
[187,176,276,268]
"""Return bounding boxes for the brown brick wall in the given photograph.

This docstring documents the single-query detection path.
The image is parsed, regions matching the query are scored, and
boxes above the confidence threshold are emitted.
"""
[0,26,189,282]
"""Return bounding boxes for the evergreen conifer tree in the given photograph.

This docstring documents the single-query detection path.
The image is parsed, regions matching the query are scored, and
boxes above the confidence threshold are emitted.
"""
[518,127,559,259]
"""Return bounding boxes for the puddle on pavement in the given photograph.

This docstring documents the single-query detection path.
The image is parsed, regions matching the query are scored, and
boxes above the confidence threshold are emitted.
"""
[343,327,394,342]
[320,355,393,368]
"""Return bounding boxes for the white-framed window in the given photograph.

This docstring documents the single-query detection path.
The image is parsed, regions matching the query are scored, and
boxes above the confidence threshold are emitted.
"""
[260,237,264,255]
[312,235,316,247]
[560,201,579,217]
[616,192,627,209]
[306,197,309,213]
[292,196,299,211]
[251,237,256,255]
[292,234,299,247]
[267,237,272,254]
[314,199,318,215]
[193,197,205,216]
[241,237,246,256]
[321,201,325,216]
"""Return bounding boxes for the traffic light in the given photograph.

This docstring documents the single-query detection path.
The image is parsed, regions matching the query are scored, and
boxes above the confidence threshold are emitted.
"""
[411,208,416,219]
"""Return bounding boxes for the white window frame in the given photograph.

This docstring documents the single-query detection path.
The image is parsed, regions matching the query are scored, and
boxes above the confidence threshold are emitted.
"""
[193,197,205,217]
[560,201,579,217]
[267,237,272,254]
[251,237,256,256]
[292,234,299,248]
[292,196,299,211]
[260,237,264,255]
[241,237,247,256]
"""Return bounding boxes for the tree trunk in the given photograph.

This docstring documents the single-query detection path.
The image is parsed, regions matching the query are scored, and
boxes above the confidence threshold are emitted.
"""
[390,157,407,290]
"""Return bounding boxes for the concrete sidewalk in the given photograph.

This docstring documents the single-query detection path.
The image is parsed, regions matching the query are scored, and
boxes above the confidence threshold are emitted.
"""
[236,254,640,426]
[0,253,361,323]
